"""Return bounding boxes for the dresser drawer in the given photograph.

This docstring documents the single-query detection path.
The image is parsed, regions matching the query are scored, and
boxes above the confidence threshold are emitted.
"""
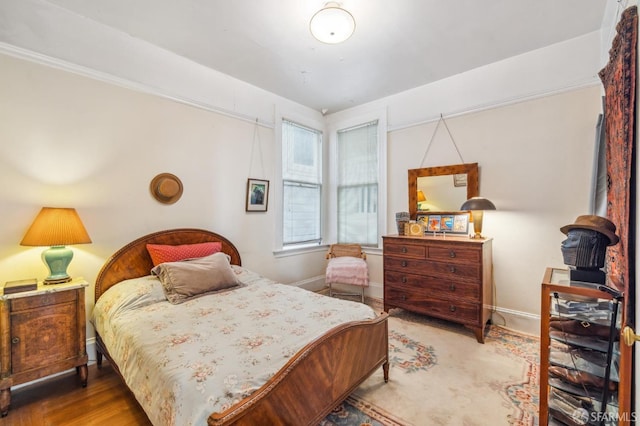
[10,291,77,312]
[384,257,480,281]
[384,271,480,301]
[384,286,480,324]
[427,245,480,263]
[383,242,426,259]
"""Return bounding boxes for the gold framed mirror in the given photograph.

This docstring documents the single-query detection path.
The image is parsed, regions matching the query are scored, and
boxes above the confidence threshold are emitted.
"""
[408,163,479,219]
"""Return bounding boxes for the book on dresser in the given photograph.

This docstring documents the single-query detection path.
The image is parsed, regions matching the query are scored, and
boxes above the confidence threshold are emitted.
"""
[3,278,38,294]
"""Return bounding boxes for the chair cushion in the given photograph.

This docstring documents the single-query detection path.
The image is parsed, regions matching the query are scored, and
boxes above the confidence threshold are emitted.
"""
[326,257,369,287]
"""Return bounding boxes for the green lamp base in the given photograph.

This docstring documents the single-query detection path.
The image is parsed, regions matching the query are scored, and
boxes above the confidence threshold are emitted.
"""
[42,245,73,284]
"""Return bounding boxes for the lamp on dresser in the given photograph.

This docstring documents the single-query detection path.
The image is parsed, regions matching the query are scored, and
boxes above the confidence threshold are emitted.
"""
[20,207,92,284]
[460,197,496,239]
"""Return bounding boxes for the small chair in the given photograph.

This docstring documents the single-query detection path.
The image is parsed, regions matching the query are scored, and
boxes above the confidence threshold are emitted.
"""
[325,244,368,303]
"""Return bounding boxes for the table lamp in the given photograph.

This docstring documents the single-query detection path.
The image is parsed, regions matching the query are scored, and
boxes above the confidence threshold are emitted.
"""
[20,207,92,284]
[417,190,427,210]
[460,197,496,239]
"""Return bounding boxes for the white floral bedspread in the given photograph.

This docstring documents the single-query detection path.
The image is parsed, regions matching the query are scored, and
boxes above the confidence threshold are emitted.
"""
[91,266,376,426]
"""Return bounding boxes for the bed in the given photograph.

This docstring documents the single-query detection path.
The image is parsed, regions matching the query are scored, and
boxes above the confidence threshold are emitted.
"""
[92,228,389,425]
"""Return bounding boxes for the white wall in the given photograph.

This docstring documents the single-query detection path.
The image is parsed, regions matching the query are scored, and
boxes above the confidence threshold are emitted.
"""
[0,54,329,340]
[324,28,606,334]
[0,2,624,337]
[385,87,602,332]
[0,50,602,337]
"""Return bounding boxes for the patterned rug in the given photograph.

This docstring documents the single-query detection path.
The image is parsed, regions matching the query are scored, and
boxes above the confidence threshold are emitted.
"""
[321,308,539,426]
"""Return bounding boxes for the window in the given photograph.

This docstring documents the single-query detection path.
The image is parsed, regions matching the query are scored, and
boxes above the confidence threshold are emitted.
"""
[336,120,379,245]
[282,119,322,246]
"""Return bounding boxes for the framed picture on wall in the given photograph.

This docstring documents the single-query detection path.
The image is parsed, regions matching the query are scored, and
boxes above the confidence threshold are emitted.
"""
[246,178,269,212]
[453,173,468,187]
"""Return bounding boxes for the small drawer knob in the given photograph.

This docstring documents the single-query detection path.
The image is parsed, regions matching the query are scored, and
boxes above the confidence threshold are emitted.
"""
[449,305,456,312]
[11,337,20,344]
[401,276,407,283]
[401,261,408,267]
[449,250,456,258]
[449,266,456,273]
[401,247,408,253]
[449,284,456,291]
[401,295,407,301]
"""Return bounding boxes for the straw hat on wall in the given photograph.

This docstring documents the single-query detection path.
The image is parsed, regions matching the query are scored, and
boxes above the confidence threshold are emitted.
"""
[150,173,183,204]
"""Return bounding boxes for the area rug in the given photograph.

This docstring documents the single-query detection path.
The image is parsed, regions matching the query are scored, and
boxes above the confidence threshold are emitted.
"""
[323,308,539,426]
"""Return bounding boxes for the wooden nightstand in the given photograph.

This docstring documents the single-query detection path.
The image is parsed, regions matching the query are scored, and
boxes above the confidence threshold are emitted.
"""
[0,278,89,416]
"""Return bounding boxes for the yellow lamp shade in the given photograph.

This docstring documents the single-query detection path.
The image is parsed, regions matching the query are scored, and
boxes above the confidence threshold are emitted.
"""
[21,207,91,283]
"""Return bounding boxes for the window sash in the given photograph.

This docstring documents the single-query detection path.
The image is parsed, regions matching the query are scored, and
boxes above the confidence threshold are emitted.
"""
[282,120,321,184]
[338,184,378,245]
[336,120,379,245]
[282,119,322,246]
[283,181,321,245]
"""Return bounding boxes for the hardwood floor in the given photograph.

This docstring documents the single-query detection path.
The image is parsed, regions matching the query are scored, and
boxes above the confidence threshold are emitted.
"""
[0,363,151,426]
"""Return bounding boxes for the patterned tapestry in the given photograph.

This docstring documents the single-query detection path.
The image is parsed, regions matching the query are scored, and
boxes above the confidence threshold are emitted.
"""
[598,6,637,317]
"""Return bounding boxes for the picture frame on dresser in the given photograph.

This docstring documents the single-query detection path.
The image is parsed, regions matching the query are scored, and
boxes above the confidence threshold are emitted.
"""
[417,213,469,235]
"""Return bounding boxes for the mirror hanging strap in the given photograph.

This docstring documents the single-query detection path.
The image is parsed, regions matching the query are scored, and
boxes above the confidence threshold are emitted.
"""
[419,113,465,168]
[248,118,266,179]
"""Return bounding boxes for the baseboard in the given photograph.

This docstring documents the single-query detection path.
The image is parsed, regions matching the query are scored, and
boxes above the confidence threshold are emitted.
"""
[490,307,541,337]
[296,275,384,298]
[293,276,540,336]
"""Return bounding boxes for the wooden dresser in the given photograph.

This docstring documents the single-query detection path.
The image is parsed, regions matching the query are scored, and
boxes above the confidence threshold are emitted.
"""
[0,279,89,416]
[383,235,493,343]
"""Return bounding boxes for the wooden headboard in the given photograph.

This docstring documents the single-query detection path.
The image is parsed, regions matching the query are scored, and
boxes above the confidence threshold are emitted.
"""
[95,228,242,302]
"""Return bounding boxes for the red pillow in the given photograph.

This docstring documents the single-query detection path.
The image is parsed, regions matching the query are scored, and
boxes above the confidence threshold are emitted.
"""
[146,242,223,266]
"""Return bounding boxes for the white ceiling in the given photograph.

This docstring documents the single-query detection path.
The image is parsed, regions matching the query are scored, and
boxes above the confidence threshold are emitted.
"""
[43,0,607,113]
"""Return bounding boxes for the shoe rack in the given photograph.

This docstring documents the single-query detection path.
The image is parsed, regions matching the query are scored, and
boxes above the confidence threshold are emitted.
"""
[540,267,623,426]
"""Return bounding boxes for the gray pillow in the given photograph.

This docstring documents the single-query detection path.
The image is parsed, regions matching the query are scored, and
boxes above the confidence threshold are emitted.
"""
[151,252,242,304]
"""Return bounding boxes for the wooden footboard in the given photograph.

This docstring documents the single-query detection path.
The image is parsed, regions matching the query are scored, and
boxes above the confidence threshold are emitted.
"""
[207,312,389,426]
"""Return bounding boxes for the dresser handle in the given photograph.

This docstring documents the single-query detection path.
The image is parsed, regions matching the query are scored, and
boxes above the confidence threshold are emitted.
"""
[11,337,19,344]
[401,276,407,283]
[449,305,456,312]
[449,250,456,258]
[401,295,407,301]
[449,266,456,273]
[401,261,408,267]
[449,284,456,291]
[401,247,407,253]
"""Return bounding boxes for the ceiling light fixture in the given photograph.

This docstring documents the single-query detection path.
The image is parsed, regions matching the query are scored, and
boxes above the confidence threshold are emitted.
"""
[310,2,356,44]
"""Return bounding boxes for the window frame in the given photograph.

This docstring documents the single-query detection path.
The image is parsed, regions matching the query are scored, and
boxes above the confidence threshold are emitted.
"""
[326,108,388,249]
[273,108,326,254]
